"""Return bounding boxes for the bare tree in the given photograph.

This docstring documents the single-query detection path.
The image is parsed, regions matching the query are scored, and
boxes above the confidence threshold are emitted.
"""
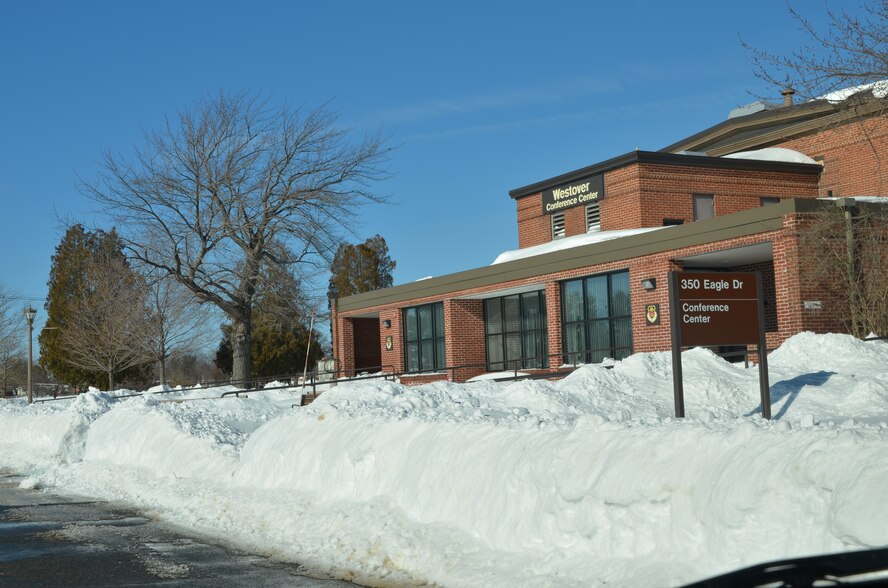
[801,202,888,338]
[56,248,153,390]
[745,2,888,102]
[81,92,388,383]
[0,286,24,394]
[143,274,215,386]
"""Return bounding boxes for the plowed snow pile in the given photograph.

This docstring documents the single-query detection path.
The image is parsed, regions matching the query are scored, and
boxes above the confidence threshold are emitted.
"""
[2,332,888,587]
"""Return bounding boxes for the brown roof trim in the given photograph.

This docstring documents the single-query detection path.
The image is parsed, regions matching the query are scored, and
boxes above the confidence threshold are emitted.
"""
[661,98,886,155]
[336,199,826,314]
[508,150,821,200]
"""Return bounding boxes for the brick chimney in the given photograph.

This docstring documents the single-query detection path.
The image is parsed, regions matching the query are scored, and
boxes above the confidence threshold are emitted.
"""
[781,87,796,107]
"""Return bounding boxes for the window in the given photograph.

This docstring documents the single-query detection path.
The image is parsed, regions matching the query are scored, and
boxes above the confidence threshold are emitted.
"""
[484,291,548,371]
[663,218,684,226]
[760,197,781,206]
[403,302,445,372]
[585,202,601,232]
[561,271,632,364]
[693,194,714,220]
[552,212,566,239]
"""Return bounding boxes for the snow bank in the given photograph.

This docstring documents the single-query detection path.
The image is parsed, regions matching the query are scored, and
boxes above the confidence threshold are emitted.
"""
[2,332,888,586]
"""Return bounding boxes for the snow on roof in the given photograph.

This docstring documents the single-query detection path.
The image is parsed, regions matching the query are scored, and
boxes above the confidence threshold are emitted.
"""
[722,147,818,165]
[492,227,669,265]
[816,80,888,104]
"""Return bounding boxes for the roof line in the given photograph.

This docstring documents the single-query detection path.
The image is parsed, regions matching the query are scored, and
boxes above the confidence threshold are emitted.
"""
[336,199,827,313]
[508,150,821,199]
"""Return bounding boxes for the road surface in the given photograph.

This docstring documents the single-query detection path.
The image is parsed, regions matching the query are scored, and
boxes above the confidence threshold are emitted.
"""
[0,470,358,587]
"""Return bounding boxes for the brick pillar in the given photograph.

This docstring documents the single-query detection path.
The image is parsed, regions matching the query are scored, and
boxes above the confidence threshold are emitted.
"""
[379,307,403,375]
[771,215,806,349]
[545,281,562,368]
[336,316,356,377]
[444,299,486,382]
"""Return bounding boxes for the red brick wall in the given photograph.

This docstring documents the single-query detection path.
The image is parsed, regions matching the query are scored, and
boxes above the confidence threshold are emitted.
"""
[379,308,403,373]
[515,162,819,248]
[636,164,820,225]
[776,115,888,197]
[444,299,486,381]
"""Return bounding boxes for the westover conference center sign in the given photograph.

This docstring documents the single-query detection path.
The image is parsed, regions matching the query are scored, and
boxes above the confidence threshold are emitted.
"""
[541,174,604,214]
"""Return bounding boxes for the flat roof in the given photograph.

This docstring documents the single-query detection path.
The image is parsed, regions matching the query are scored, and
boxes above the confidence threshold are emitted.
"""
[336,198,826,314]
[508,150,822,200]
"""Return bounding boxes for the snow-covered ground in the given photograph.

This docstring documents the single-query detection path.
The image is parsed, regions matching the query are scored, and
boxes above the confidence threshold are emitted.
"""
[2,332,888,587]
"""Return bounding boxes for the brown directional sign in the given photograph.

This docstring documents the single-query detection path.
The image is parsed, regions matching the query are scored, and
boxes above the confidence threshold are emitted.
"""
[668,270,771,420]
[674,272,760,346]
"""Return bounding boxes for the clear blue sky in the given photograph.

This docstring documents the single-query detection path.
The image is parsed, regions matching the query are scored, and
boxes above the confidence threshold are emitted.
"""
[0,1,850,332]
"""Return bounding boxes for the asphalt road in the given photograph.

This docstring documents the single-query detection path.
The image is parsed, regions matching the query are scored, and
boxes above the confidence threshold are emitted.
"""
[0,470,358,587]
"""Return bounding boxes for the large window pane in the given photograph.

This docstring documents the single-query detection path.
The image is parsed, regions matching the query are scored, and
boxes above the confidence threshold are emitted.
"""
[589,320,611,354]
[613,318,632,358]
[405,308,418,341]
[406,342,419,372]
[421,340,434,371]
[523,331,543,368]
[504,295,521,332]
[419,306,433,339]
[564,322,586,363]
[561,271,632,364]
[611,272,630,316]
[522,292,540,331]
[505,333,522,367]
[563,281,584,322]
[434,304,445,338]
[487,335,504,371]
[485,298,502,334]
[586,275,609,319]
[435,339,446,370]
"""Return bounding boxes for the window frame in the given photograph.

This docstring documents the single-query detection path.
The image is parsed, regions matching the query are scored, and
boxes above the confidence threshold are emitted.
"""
[483,291,548,371]
[403,302,446,372]
[560,270,632,364]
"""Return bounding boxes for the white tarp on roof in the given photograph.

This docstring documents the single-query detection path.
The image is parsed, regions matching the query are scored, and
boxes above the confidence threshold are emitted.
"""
[492,226,668,265]
[722,147,818,165]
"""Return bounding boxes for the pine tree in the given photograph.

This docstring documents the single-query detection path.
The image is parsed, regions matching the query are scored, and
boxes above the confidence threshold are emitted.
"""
[40,225,152,389]
[214,314,323,379]
[215,265,324,380]
[327,234,396,300]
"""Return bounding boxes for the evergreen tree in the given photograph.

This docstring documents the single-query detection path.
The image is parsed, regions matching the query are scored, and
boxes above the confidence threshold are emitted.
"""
[215,265,324,379]
[327,235,396,300]
[40,225,151,389]
[214,314,323,379]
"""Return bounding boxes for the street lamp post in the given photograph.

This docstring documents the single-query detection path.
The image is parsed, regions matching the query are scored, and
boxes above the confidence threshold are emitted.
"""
[24,306,36,404]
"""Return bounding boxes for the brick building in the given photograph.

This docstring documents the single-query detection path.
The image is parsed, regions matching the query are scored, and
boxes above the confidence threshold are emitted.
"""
[332,90,888,383]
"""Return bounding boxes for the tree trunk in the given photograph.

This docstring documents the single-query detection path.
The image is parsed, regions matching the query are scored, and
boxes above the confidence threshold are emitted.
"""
[231,318,251,387]
[159,341,167,386]
[108,368,115,392]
